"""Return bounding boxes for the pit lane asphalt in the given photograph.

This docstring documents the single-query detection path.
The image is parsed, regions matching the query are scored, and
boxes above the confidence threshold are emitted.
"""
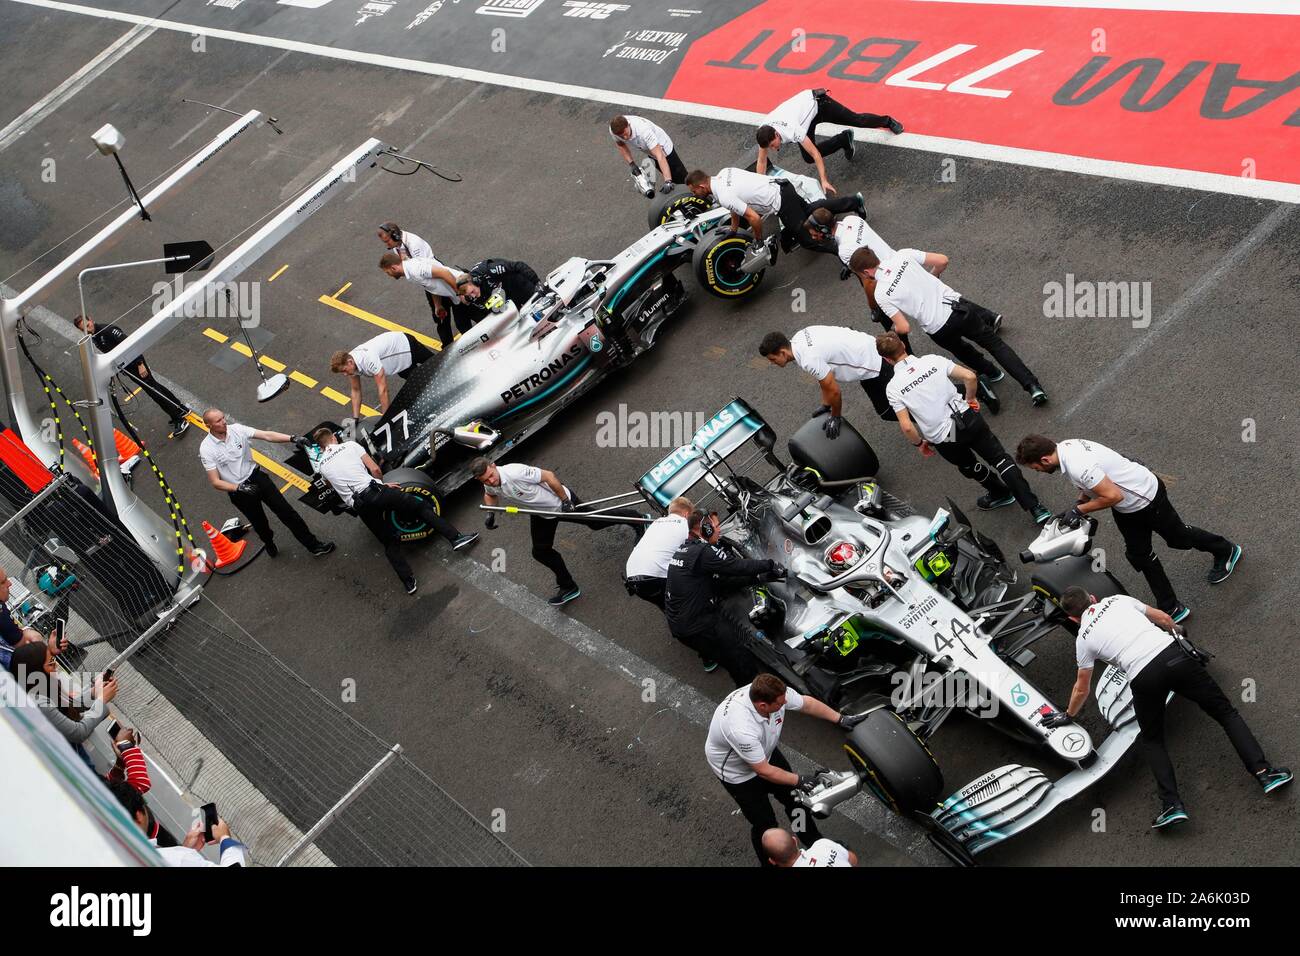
[1,6,1296,866]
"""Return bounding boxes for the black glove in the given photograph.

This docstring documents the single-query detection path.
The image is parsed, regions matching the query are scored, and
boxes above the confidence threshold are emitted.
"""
[629,161,639,173]
[765,560,788,581]
[484,512,497,530]
[796,772,824,791]
[658,181,674,194]
[235,480,257,496]
[1040,710,1072,728]
[290,434,309,449]
[838,712,867,730]
[560,497,575,514]
[811,404,831,419]
[1055,506,1084,526]
[822,414,842,439]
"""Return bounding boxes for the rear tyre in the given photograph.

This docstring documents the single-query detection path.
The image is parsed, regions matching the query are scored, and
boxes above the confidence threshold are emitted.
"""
[380,467,442,542]
[843,709,944,815]
[647,188,714,229]
[693,230,765,300]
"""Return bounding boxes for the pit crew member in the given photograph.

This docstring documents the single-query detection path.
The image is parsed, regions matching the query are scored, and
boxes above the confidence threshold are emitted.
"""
[686,168,863,255]
[762,828,857,867]
[330,330,435,422]
[460,258,544,311]
[609,114,687,191]
[73,314,191,438]
[624,496,695,612]
[759,326,899,437]
[379,252,484,345]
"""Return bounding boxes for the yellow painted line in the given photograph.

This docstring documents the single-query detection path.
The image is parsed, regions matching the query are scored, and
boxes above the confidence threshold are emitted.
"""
[317,295,441,351]
[289,370,318,389]
[333,281,352,298]
[203,328,229,344]
[258,354,287,373]
[280,481,293,494]
[361,403,381,418]
[122,386,142,403]
[320,386,349,406]
[268,264,289,282]
[230,341,253,358]
[185,413,310,492]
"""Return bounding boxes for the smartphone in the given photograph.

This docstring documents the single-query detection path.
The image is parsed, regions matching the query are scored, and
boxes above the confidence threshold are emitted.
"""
[53,617,66,646]
[102,668,115,681]
[200,802,218,843]
[107,719,122,739]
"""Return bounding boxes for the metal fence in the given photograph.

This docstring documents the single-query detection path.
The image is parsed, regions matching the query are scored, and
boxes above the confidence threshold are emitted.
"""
[0,455,525,867]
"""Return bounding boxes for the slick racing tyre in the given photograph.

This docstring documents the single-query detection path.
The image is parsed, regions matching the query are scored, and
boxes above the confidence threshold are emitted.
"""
[380,468,442,543]
[647,187,714,229]
[693,230,765,300]
[843,709,944,815]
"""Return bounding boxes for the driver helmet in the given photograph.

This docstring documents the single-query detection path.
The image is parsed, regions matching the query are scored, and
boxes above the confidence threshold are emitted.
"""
[824,539,860,573]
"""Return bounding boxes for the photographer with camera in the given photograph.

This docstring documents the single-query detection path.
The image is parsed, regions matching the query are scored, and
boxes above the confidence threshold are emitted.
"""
[1048,587,1291,829]
[199,408,334,560]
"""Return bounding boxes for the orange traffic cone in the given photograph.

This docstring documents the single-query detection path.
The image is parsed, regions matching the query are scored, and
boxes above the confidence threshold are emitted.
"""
[202,520,247,568]
[71,438,98,478]
[113,429,142,474]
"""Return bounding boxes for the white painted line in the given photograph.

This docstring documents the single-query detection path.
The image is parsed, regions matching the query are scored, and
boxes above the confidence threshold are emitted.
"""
[9,0,1299,203]
[0,21,155,153]
[912,0,1298,12]
[436,548,948,865]
[1060,202,1294,420]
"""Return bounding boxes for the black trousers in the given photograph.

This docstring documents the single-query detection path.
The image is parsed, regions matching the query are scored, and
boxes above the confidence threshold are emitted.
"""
[121,360,188,424]
[775,180,857,248]
[429,295,489,346]
[663,148,688,185]
[394,332,435,378]
[930,298,1039,391]
[1112,480,1233,612]
[354,484,461,585]
[720,747,824,866]
[229,467,324,551]
[797,93,894,163]
[860,365,897,421]
[934,412,1040,512]
[528,492,641,591]
[625,575,666,609]
[1130,643,1268,807]
[671,614,760,687]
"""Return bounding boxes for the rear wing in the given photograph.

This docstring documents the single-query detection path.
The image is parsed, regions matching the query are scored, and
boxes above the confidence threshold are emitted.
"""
[635,398,776,509]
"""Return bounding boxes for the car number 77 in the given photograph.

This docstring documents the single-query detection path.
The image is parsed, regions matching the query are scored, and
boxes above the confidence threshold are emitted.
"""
[373,409,411,453]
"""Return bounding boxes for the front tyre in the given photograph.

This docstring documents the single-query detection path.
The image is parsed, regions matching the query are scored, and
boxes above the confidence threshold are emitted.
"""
[693,230,765,300]
[380,467,442,542]
[843,709,944,815]
[647,188,714,229]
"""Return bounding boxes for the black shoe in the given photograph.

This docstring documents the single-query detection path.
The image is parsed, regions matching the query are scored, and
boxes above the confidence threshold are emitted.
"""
[853,191,866,218]
[702,660,719,673]
[886,117,904,135]
[404,577,418,595]
[1207,543,1242,584]
[310,542,336,557]
[1152,804,1189,829]
[980,369,1005,385]
[451,532,479,552]
[779,231,794,255]
[169,419,191,438]
[548,585,581,607]
[1032,506,1053,525]
[989,313,1004,334]
[1258,767,1293,794]
[1166,603,1191,624]
[977,378,1001,414]
[264,540,279,558]
[842,132,856,161]
[1030,385,1049,407]
[977,491,1016,511]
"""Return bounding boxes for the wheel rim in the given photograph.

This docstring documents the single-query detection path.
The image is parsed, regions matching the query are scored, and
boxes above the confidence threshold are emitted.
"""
[387,487,440,537]
[711,242,755,290]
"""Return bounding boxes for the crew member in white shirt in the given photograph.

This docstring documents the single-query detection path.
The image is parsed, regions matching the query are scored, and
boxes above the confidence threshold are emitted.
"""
[609,114,688,190]
[312,428,477,594]
[762,828,857,867]
[199,408,333,559]
[755,87,903,195]
[379,250,485,345]
[1048,587,1290,830]
[472,457,645,608]
[1015,435,1241,622]
[802,208,908,341]
[851,246,1047,407]
[377,220,443,326]
[330,329,435,421]
[878,332,1049,523]
[759,326,899,438]
[686,167,862,255]
[705,673,864,866]
[624,496,695,609]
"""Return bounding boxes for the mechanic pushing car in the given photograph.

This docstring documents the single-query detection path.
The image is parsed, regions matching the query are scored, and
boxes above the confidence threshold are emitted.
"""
[877,332,1051,523]
[759,326,899,436]
[754,87,904,196]
[685,167,863,256]
[459,258,544,311]
[378,251,485,346]
[473,457,644,608]
[1016,435,1242,622]
[312,427,478,595]
[664,510,780,684]
[623,496,695,612]
[1047,587,1291,829]
[72,314,191,438]
[376,220,441,324]
[705,673,864,866]
[609,114,688,192]
[330,330,435,423]
[198,408,334,560]
[850,247,1049,408]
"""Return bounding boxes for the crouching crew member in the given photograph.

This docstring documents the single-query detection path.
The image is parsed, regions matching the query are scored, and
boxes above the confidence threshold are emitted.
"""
[330,330,434,422]
[624,496,695,611]
[379,252,484,345]
[610,114,688,191]
[1049,587,1290,829]
[686,168,863,255]
[314,428,477,594]
[1016,435,1242,623]
[879,333,1049,523]
[760,326,899,439]
[460,258,544,311]
[762,828,857,867]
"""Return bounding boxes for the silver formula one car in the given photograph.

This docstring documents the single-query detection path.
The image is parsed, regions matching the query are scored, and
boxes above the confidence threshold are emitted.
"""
[634,398,1147,864]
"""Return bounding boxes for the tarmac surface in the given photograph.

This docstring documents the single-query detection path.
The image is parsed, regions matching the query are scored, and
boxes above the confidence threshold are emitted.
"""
[1,0,1297,866]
